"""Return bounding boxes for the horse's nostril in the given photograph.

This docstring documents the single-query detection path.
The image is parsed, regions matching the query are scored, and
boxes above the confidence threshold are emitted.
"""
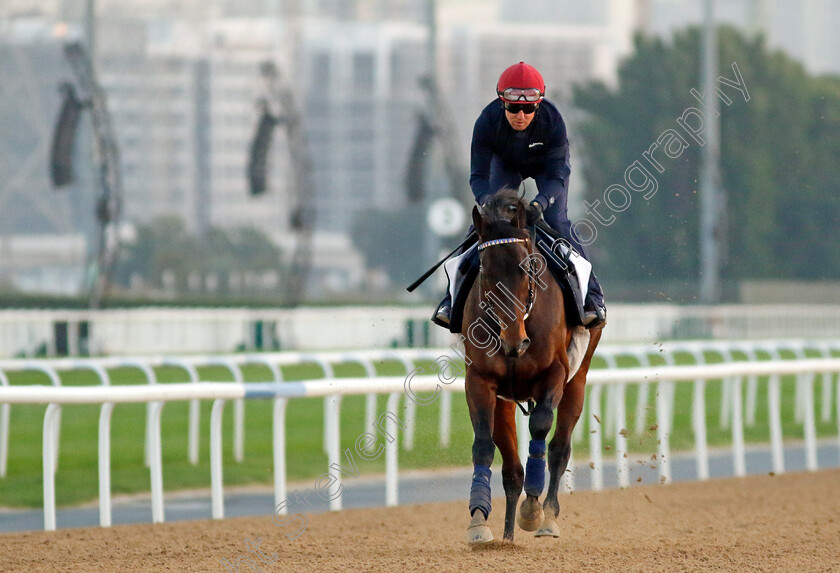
[518,338,531,356]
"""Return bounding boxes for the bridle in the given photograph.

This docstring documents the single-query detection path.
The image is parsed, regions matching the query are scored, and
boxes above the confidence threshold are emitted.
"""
[477,236,536,322]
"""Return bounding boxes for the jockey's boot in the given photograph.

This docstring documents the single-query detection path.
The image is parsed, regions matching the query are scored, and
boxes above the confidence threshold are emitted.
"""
[582,273,606,329]
[431,292,452,328]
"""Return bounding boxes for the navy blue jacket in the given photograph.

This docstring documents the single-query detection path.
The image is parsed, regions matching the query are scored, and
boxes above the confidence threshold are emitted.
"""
[469,98,571,212]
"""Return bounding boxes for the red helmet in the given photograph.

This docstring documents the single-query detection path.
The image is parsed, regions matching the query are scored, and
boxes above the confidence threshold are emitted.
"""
[496,62,545,103]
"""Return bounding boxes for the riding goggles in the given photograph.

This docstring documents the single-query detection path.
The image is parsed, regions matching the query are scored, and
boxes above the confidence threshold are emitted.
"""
[498,87,543,102]
[504,101,537,114]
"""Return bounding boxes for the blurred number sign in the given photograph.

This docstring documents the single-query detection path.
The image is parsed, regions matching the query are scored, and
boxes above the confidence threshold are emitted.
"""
[427,198,466,237]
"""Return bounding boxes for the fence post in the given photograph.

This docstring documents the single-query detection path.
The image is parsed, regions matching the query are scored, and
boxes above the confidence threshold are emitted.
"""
[42,403,61,531]
[98,402,114,527]
[802,373,818,471]
[615,384,629,488]
[588,384,603,491]
[273,397,288,512]
[86,363,114,528]
[656,381,672,485]
[632,350,652,436]
[27,365,64,472]
[740,344,761,428]
[393,354,417,452]
[602,354,619,437]
[0,371,9,477]
[148,400,165,523]
[767,374,785,474]
[162,358,201,465]
[385,392,401,507]
[249,357,288,512]
[206,358,246,463]
[816,342,834,423]
[836,370,840,456]
[325,393,343,511]
[302,356,334,456]
[346,354,379,451]
[210,399,226,519]
[131,362,158,469]
[730,376,746,477]
[692,377,709,480]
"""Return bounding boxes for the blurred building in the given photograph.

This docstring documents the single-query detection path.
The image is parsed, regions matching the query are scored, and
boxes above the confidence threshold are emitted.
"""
[4,0,837,297]
[298,19,429,232]
[98,19,202,233]
[99,17,295,240]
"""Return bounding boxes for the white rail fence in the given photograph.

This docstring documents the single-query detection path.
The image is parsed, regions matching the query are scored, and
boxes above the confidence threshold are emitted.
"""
[0,342,838,532]
[5,305,840,358]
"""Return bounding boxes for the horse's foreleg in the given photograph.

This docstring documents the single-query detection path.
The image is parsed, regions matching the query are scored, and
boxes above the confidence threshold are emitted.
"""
[537,378,586,538]
[492,399,523,541]
[465,376,497,545]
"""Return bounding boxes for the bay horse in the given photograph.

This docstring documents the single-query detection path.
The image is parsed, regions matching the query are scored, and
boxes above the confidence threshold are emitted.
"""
[462,189,603,545]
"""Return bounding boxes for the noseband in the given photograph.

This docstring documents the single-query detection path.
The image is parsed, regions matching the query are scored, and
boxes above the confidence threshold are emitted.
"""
[477,236,536,322]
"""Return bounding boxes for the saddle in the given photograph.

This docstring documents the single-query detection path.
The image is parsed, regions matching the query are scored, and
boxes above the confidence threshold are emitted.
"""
[443,225,590,334]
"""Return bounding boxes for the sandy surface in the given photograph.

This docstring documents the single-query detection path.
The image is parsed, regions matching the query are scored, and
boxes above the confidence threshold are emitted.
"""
[2,469,839,572]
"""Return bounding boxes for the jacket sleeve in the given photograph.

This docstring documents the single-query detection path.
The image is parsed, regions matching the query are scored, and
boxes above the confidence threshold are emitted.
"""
[469,111,494,206]
[533,116,571,212]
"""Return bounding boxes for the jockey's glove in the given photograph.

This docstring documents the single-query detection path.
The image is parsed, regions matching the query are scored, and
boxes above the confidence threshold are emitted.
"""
[526,200,544,226]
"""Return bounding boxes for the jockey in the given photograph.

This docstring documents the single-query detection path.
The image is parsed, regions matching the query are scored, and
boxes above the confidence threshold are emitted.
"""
[433,61,606,329]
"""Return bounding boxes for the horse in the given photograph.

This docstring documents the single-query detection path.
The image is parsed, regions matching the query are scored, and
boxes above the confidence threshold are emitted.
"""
[462,189,603,545]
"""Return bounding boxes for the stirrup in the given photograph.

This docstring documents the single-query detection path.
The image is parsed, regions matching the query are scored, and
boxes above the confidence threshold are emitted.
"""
[582,304,606,329]
[431,301,451,327]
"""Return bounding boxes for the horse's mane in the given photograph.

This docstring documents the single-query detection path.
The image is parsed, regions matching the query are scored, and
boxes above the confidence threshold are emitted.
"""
[481,189,530,240]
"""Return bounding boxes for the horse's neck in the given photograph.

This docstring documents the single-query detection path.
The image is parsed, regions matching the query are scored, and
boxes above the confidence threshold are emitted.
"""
[531,273,565,325]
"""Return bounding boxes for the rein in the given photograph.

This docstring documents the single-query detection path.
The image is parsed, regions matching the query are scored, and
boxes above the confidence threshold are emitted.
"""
[477,236,536,321]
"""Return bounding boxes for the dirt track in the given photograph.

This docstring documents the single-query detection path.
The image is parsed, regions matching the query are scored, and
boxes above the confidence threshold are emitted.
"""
[3,469,839,572]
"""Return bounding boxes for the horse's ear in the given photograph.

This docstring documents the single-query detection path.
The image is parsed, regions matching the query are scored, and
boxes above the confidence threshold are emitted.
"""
[471,205,484,235]
[514,202,526,228]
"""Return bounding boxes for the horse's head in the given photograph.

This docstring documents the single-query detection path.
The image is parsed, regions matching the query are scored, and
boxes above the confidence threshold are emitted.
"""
[472,189,534,358]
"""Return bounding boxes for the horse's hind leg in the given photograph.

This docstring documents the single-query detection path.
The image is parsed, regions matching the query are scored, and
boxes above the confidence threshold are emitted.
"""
[517,399,554,532]
[537,327,602,538]
[537,377,585,538]
[492,399,523,541]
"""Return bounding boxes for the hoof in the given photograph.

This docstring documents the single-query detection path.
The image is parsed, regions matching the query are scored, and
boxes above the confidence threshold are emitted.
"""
[466,512,494,546]
[535,516,560,538]
[516,497,544,532]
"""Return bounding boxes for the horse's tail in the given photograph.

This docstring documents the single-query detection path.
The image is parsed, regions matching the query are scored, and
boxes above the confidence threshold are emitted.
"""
[565,325,590,383]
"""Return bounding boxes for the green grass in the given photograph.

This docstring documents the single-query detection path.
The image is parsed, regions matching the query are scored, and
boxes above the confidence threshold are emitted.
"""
[0,359,476,508]
[0,352,837,508]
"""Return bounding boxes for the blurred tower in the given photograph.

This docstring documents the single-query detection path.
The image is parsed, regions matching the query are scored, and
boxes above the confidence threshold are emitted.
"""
[699,0,724,303]
[750,0,772,35]
[608,0,638,58]
[637,0,652,34]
